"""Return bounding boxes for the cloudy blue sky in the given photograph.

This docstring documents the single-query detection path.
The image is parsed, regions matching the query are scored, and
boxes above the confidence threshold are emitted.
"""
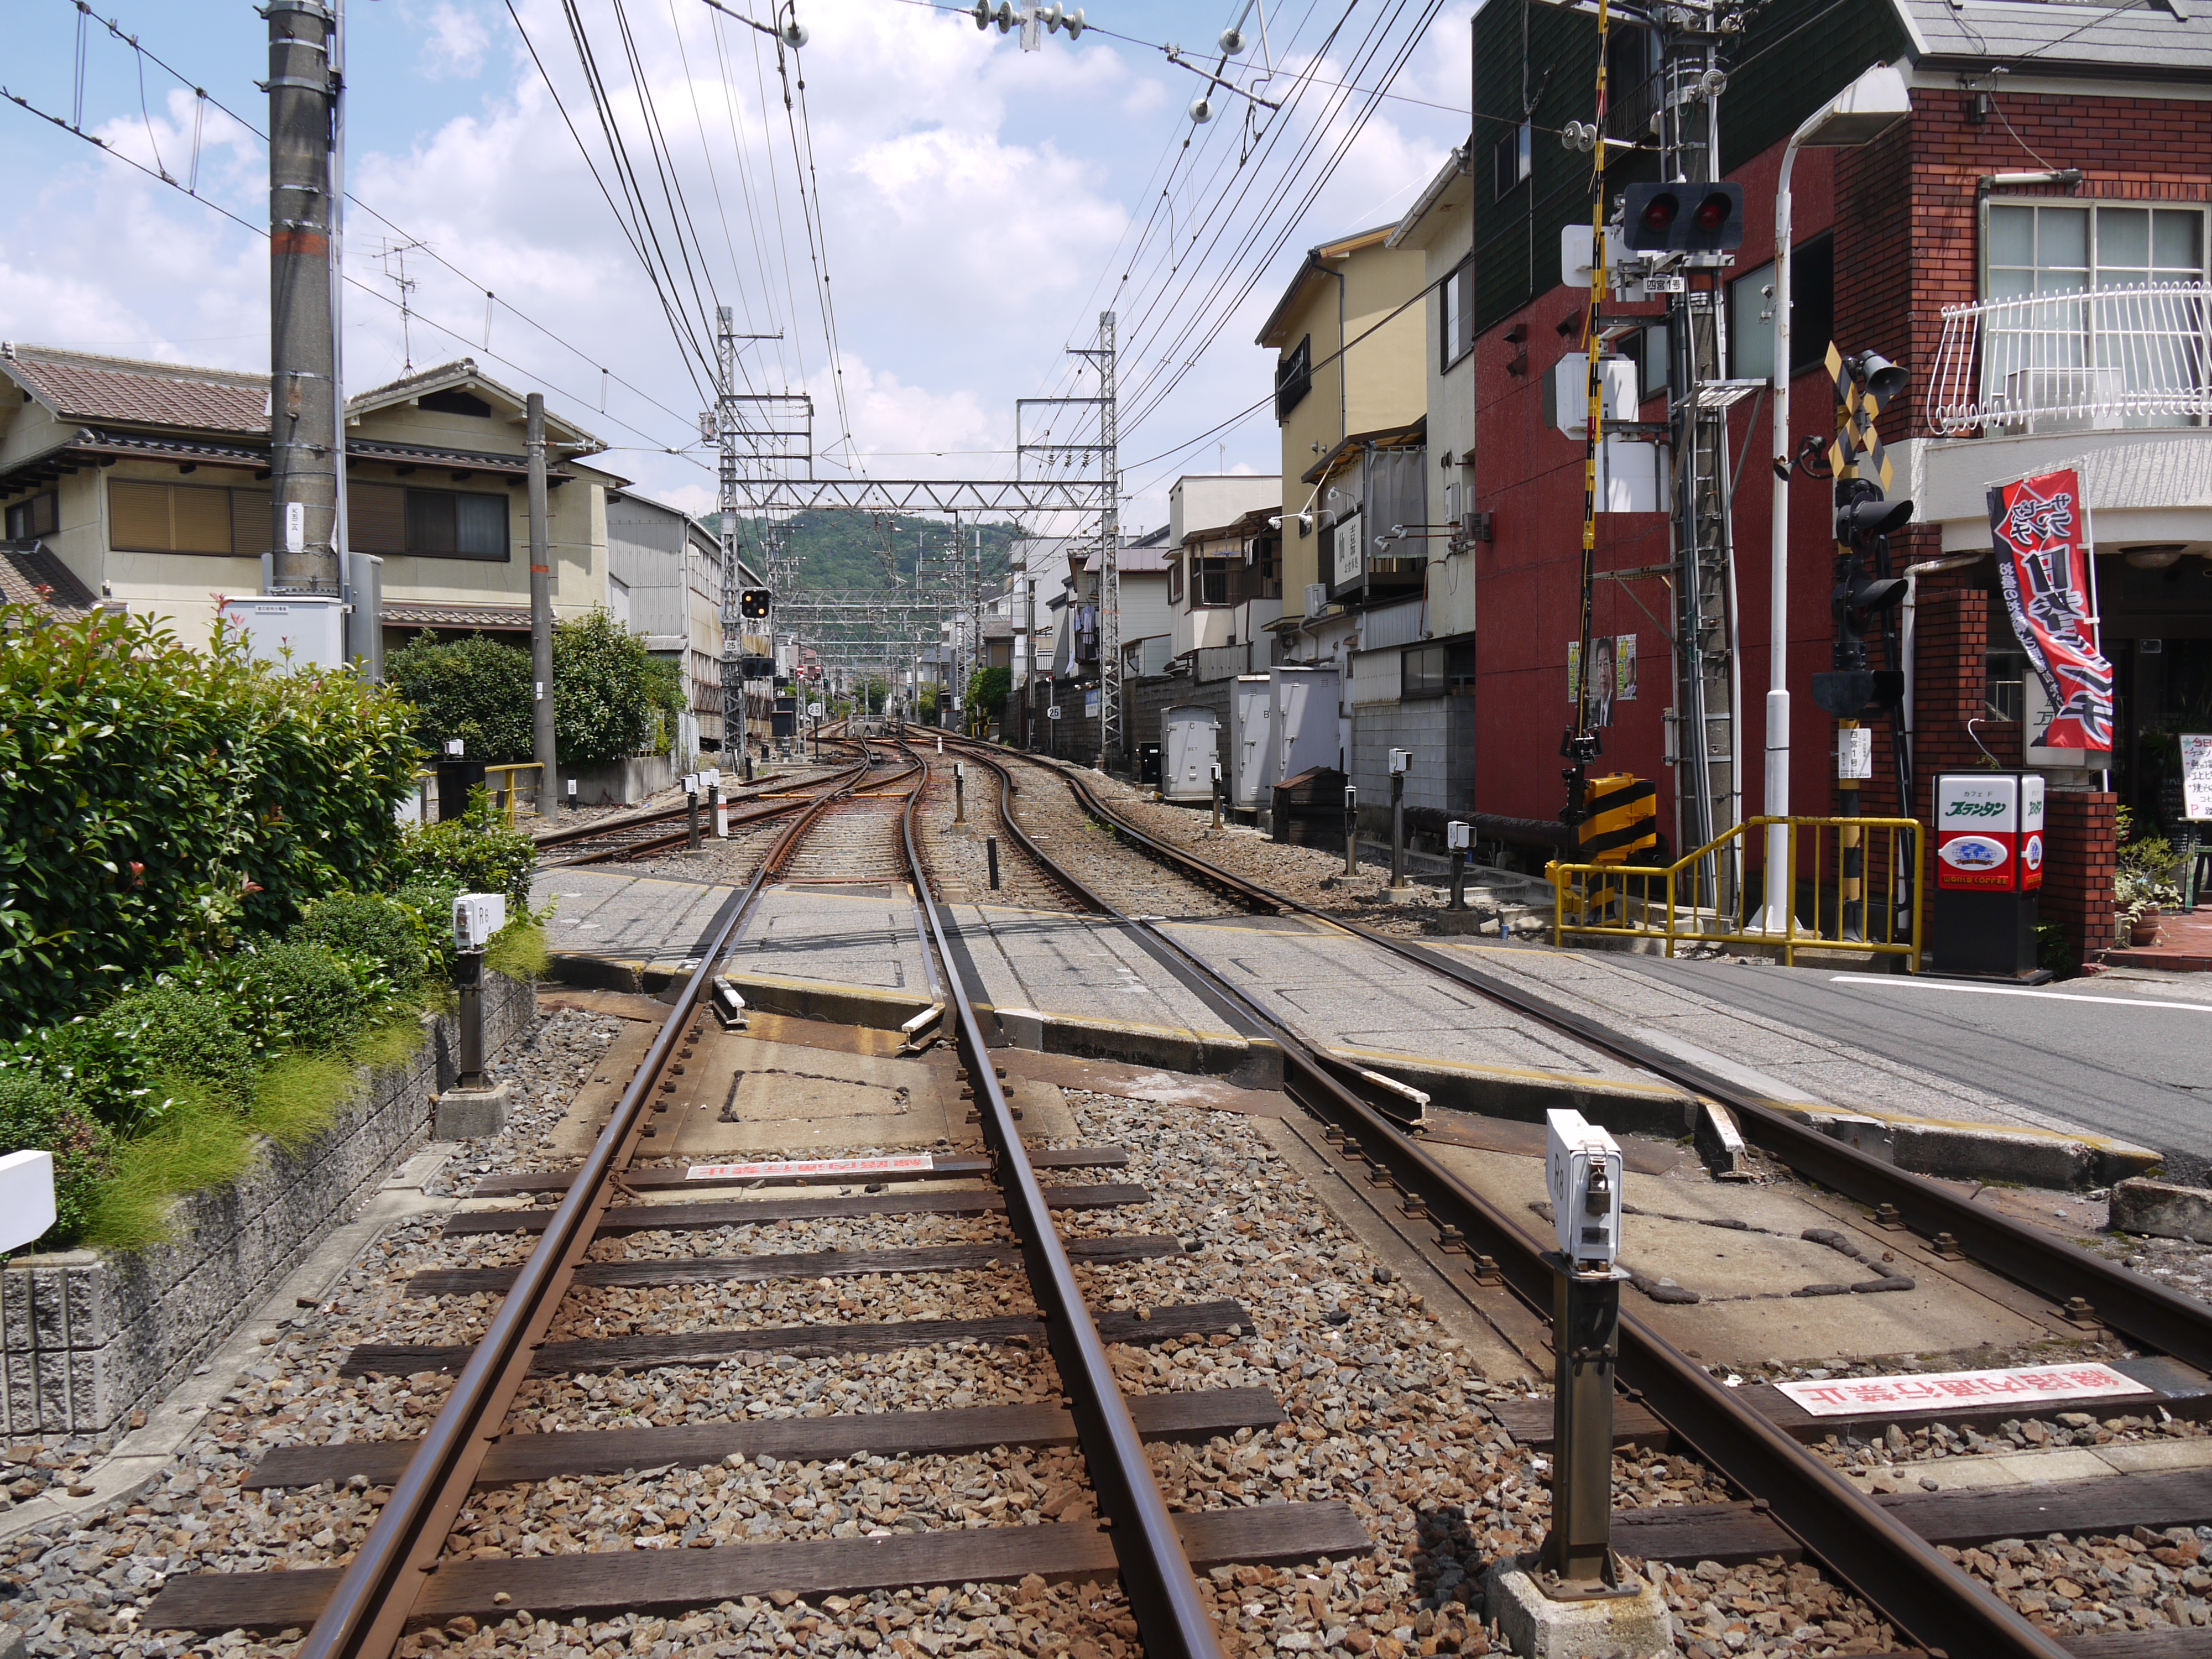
[2,0,1475,534]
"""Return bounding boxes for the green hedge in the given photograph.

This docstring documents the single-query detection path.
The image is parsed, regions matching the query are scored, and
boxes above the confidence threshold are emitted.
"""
[0,605,419,1035]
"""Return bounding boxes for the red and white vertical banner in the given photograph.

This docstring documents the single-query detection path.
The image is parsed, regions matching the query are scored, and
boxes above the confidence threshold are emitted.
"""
[1987,467,2114,752]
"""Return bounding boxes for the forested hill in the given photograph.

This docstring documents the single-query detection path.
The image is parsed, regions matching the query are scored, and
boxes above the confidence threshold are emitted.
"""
[707,512,1026,593]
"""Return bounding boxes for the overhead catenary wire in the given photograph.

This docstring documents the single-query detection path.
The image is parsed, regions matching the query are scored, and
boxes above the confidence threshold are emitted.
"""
[0,80,711,468]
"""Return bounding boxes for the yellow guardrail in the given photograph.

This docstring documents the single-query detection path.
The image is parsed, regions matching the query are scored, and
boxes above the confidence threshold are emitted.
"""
[1550,813,1924,971]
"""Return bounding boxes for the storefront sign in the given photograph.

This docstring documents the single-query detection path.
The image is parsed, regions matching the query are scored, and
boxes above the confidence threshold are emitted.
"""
[2019,771,2046,893]
[1989,467,2114,752]
[1935,774,2017,890]
[1332,510,1363,588]
[1776,1360,2150,1418]
[1084,686,1100,718]
[2183,733,2212,821]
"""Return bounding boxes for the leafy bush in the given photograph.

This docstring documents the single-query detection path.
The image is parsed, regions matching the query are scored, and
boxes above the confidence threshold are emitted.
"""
[298,893,430,991]
[95,987,260,1104]
[242,940,374,1054]
[0,1072,116,1249]
[393,789,538,915]
[966,665,1011,728]
[386,634,534,763]
[390,609,680,768]
[554,608,663,765]
[0,604,419,1035]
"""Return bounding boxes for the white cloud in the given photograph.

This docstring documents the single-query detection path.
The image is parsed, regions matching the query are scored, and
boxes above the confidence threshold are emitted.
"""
[417,2,493,82]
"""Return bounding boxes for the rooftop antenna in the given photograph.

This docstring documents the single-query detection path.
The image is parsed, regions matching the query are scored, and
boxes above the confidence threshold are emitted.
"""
[377,238,427,374]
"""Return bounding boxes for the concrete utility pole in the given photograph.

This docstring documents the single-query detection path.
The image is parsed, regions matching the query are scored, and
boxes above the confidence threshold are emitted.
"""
[267,0,341,595]
[1095,312,1120,770]
[527,393,556,817]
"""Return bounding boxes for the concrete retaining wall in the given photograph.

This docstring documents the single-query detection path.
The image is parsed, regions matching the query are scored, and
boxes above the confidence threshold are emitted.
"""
[0,972,535,1439]
[565,752,676,807]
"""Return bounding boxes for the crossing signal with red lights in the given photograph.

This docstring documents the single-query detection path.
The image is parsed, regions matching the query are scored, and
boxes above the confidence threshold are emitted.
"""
[1620,181,1744,254]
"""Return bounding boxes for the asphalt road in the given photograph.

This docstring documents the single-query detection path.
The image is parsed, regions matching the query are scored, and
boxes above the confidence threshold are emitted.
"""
[1615,957,2212,1177]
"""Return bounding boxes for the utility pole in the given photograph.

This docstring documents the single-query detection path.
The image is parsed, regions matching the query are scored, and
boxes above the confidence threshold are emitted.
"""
[267,0,341,595]
[703,307,781,764]
[1095,311,1120,771]
[528,393,555,817]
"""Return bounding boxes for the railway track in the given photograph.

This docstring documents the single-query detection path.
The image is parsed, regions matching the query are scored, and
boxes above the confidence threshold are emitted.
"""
[938,734,2212,1659]
[141,738,1359,1659]
[532,758,865,868]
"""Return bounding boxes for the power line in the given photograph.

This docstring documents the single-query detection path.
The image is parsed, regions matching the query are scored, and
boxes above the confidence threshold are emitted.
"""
[0,80,711,468]
[56,0,708,435]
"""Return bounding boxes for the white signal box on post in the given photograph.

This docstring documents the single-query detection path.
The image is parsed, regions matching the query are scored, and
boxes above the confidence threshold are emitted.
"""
[1447,820,1471,852]
[0,1151,56,1253]
[1546,1108,1624,1272]
[453,893,508,952]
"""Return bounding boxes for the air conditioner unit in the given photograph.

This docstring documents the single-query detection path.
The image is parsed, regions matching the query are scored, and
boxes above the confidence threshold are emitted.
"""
[1304,581,1328,618]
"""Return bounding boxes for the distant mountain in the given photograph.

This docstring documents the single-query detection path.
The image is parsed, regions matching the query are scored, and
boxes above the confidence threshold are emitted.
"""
[707,512,1027,594]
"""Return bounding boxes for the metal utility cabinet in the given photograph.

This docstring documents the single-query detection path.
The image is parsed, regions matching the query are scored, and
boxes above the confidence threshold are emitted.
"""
[1229,674,1277,811]
[1160,706,1219,804]
[1272,664,1340,787]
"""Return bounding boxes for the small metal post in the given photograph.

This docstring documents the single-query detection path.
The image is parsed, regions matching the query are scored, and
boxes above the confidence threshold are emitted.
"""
[1390,771,1406,890]
[954,763,967,825]
[709,780,725,839]
[1839,719,1864,942]
[1343,785,1359,877]
[987,837,1000,890]
[1542,1266,1624,1589]
[455,948,486,1090]
[743,753,753,784]
[1450,850,1467,911]
[1211,762,1223,831]
[686,779,700,850]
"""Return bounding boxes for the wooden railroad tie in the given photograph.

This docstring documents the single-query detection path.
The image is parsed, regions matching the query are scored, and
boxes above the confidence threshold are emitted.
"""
[339,1300,1253,1379]
[247,1386,1285,1490]
[144,1503,1371,1634]
[443,1184,1149,1238]
[406,1235,1186,1297]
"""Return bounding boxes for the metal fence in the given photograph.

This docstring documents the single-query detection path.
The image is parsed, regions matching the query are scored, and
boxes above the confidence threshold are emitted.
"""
[1927,281,2211,437]
[1551,814,1924,971]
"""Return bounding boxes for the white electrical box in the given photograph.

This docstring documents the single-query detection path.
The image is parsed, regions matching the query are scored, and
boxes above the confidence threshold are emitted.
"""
[1547,356,1640,437]
[1546,1108,1624,1272]
[1161,705,1219,804]
[700,768,721,792]
[1447,820,1470,852]
[1389,747,1412,775]
[452,893,509,952]
[217,594,349,671]
[0,1151,56,1254]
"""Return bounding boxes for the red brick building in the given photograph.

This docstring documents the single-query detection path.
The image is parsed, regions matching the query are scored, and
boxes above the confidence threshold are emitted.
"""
[1459,0,2212,966]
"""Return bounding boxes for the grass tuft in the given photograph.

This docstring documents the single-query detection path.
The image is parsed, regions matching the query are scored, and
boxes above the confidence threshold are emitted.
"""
[249,1052,356,1150]
[486,921,550,981]
[83,1087,257,1251]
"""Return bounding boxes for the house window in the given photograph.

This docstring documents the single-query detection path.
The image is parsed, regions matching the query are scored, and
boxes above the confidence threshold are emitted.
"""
[1276,335,1312,422]
[1404,640,1477,698]
[1985,650,2027,723]
[4,491,58,541]
[1440,259,1474,370]
[1193,554,1234,608]
[1986,202,2205,299]
[107,479,269,556]
[1729,233,1834,381]
[351,481,512,560]
[1492,121,1530,201]
[1168,553,1184,606]
[1253,534,1281,600]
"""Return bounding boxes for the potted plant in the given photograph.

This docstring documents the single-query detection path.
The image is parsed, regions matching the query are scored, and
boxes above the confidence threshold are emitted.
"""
[2115,808,2187,946]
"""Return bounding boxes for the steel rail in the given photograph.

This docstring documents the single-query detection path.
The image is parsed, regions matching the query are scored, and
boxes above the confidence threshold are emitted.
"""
[991,742,2212,1379]
[295,751,894,1659]
[947,739,2076,1659]
[899,745,1225,1659]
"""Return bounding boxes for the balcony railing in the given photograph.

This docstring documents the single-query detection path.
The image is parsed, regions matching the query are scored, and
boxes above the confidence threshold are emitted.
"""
[1927,282,2212,437]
